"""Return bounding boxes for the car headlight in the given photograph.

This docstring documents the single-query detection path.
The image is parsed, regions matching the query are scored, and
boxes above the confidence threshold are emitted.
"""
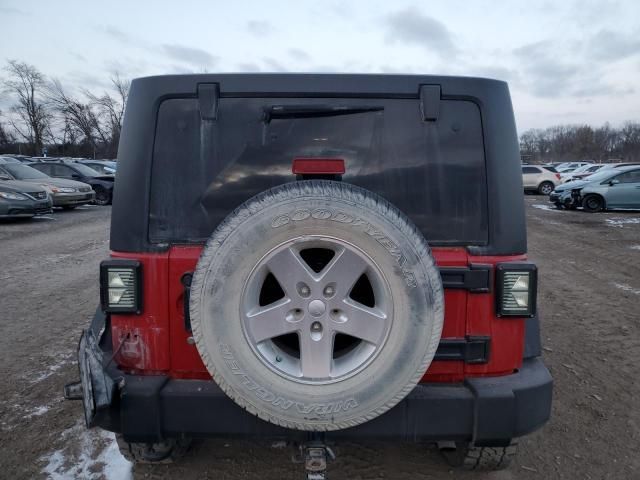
[496,263,537,317]
[0,191,28,200]
[100,260,142,313]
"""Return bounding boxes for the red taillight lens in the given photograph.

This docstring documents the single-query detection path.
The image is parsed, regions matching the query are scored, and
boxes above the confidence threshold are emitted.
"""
[292,158,345,175]
[555,173,561,180]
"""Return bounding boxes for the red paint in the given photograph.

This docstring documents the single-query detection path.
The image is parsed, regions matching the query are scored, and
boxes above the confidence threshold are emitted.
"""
[292,158,345,175]
[109,246,530,384]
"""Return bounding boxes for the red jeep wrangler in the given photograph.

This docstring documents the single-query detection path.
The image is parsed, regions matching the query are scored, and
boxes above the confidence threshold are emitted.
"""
[65,74,552,477]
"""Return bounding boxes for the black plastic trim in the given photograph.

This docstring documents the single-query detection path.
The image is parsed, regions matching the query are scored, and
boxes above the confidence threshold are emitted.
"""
[86,356,551,444]
[181,273,193,332]
[435,336,491,364]
[439,264,491,292]
[523,313,542,359]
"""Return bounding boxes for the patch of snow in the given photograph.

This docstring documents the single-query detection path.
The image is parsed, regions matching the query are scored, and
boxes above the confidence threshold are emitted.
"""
[33,215,56,221]
[23,405,50,419]
[605,217,640,228]
[531,204,561,212]
[31,361,67,383]
[41,422,132,480]
[613,282,640,295]
[629,245,640,251]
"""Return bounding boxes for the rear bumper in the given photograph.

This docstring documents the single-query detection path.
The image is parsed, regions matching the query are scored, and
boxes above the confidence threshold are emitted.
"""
[68,310,552,446]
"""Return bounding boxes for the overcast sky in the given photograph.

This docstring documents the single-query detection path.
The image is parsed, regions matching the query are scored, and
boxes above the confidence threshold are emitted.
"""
[1,0,639,132]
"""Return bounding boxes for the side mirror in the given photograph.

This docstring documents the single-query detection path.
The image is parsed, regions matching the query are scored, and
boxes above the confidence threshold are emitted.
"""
[609,179,620,186]
[71,173,82,179]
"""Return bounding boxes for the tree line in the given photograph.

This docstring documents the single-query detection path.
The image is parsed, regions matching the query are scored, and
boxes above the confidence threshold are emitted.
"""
[519,123,640,164]
[0,60,129,159]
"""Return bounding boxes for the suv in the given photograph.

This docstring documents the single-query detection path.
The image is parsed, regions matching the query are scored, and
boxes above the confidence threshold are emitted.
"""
[522,165,561,195]
[65,74,552,476]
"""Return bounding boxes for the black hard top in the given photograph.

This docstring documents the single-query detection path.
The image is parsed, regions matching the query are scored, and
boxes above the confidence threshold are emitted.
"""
[112,74,526,255]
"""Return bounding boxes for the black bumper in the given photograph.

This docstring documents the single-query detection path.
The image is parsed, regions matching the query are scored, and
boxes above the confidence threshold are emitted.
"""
[69,311,552,447]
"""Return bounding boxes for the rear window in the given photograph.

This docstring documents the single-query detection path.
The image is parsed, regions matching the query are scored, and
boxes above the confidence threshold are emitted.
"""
[522,166,541,174]
[150,97,488,245]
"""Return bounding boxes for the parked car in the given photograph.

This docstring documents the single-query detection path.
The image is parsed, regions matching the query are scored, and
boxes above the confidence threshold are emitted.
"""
[0,175,52,218]
[550,165,640,211]
[0,161,95,209]
[555,161,593,171]
[30,162,113,205]
[522,165,561,194]
[559,163,595,180]
[64,74,551,475]
[77,160,117,175]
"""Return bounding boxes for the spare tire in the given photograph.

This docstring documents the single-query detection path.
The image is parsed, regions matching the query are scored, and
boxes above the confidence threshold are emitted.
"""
[190,180,444,431]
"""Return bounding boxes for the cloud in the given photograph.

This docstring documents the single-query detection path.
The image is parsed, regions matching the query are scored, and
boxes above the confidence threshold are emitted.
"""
[511,40,632,99]
[0,7,28,15]
[236,62,262,72]
[247,20,274,36]
[588,29,640,61]
[161,44,218,68]
[262,57,287,72]
[288,48,310,62]
[384,7,457,59]
[101,25,135,44]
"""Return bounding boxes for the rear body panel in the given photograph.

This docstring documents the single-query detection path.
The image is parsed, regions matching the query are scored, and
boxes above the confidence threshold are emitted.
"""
[109,247,528,382]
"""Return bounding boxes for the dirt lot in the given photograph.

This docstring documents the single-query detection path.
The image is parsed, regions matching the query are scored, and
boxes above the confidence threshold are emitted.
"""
[0,197,639,480]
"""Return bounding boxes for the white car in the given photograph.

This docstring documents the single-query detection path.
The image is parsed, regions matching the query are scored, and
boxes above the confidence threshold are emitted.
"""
[560,163,595,181]
[522,165,561,195]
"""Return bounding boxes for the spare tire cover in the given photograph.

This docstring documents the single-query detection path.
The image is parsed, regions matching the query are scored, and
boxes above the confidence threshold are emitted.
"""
[190,180,444,431]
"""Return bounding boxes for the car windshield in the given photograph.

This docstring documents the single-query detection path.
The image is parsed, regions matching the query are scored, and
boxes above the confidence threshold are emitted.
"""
[2,163,50,180]
[73,164,102,176]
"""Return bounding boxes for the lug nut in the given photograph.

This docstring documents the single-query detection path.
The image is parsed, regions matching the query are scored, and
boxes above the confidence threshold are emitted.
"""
[311,321,322,332]
[323,286,335,297]
[299,284,310,297]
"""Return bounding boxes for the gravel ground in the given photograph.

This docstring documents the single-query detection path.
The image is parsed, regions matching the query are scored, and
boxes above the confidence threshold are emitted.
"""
[0,197,639,479]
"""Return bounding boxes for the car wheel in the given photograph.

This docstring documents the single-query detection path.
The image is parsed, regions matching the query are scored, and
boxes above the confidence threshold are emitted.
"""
[93,187,111,206]
[554,202,564,210]
[189,180,444,431]
[440,441,518,471]
[582,194,604,212]
[538,182,554,195]
[115,435,191,464]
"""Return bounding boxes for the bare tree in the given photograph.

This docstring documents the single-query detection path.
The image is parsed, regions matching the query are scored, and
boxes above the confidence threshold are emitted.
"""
[0,110,16,147]
[47,79,104,150]
[2,60,52,155]
[84,73,130,153]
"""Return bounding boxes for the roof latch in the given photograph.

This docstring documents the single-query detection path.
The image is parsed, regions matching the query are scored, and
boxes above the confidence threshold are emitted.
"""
[419,84,441,122]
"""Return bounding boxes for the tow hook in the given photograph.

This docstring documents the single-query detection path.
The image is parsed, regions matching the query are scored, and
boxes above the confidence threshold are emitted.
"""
[64,381,83,400]
[292,436,336,480]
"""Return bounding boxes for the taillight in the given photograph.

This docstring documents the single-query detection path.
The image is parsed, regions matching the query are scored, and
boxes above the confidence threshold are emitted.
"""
[555,173,561,180]
[100,260,142,313]
[292,158,345,175]
[495,263,537,317]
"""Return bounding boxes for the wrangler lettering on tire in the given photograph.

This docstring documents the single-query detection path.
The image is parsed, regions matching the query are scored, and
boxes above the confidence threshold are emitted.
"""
[190,180,444,431]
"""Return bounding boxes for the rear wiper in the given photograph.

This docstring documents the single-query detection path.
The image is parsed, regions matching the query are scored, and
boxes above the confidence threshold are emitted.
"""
[263,105,383,123]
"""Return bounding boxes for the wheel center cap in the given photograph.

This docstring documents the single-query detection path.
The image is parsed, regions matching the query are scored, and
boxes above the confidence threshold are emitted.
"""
[308,299,326,317]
